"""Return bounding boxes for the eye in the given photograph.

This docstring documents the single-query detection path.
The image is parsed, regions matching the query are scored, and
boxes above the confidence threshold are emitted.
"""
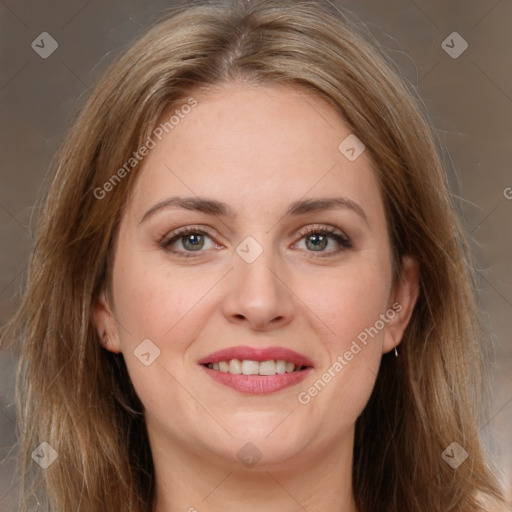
[161,224,352,259]
[161,226,221,257]
[293,225,352,257]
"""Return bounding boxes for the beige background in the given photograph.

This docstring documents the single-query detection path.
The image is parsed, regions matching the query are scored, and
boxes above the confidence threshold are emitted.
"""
[1,0,511,510]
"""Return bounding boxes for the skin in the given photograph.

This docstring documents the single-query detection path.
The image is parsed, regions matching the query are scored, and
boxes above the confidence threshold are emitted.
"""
[94,83,419,512]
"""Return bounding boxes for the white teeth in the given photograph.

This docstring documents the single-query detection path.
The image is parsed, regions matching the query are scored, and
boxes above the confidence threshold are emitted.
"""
[207,359,303,375]
[275,359,286,374]
[241,360,259,375]
[259,360,276,375]
[228,358,242,374]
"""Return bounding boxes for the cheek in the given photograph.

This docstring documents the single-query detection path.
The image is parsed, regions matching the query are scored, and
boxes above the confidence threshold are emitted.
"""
[110,256,210,413]
[296,261,390,414]
[111,248,226,369]
[311,261,391,348]
[111,249,190,344]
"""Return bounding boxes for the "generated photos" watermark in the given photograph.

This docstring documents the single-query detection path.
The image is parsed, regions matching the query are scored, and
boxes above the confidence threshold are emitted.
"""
[93,97,197,200]
[297,301,402,405]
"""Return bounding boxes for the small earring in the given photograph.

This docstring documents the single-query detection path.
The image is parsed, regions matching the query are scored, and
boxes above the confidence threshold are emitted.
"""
[102,333,110,347]
[394,346,398,357]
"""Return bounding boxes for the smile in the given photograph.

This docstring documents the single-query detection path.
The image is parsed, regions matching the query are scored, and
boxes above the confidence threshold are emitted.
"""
[198,345,314,394]
[204,359,306,375]
[200,364,313,395]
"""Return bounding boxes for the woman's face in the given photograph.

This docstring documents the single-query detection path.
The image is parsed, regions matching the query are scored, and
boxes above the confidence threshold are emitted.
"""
[95,84,418,470]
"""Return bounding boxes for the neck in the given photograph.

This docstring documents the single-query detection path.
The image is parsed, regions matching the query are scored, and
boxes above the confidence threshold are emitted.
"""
[150,425,358,512]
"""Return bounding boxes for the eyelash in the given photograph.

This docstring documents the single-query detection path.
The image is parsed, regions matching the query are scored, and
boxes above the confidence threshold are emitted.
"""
[160,225,352,259]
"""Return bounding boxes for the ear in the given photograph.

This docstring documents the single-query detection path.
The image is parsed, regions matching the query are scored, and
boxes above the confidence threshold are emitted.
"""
[92,289,122,353]
[382,255,420,354]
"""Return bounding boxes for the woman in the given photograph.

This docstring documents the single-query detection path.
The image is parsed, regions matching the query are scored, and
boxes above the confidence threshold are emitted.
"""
[1,0,507,510]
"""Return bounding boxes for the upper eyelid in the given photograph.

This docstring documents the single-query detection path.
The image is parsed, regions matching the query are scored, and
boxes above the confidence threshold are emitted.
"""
[161,225,213,242]
[162,223,346,237]
[298,225,348,238]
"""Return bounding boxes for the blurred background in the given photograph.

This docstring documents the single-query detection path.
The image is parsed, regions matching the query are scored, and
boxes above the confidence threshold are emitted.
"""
[1,0,511,510]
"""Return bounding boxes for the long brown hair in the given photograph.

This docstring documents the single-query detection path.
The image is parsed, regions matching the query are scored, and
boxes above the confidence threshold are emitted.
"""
[1,1,506,510]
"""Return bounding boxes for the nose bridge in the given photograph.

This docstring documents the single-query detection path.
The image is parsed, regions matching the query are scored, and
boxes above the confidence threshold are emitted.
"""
[222,233,294,329]
[234,234,282,298]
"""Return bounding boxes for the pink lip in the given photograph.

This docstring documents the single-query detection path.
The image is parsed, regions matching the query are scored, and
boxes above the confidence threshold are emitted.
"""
[197,345,314,395]
[200,365,314,395]
[197,345,314,368]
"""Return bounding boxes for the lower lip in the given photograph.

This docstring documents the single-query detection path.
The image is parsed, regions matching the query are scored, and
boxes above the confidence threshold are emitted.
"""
[200,365,313,395]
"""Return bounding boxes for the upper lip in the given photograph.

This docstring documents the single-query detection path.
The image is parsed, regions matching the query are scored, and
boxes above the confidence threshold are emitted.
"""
[198,345,314,368]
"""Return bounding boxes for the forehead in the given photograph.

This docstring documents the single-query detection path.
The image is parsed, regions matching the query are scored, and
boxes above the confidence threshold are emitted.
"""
[126,83,384,224]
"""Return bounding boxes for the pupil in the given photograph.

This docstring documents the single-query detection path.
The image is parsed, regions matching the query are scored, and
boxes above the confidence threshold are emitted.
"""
[307,233,327,251]
[184,234,203,250]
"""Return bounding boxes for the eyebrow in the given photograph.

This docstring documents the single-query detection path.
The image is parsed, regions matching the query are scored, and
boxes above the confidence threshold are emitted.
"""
[140,195,368,225]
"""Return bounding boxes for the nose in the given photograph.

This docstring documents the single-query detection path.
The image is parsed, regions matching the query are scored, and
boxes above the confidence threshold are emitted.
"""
[221,245,295,332]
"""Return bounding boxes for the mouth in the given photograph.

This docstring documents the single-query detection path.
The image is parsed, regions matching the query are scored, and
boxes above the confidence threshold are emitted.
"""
[198,346,314,395]
[202,359,309,375]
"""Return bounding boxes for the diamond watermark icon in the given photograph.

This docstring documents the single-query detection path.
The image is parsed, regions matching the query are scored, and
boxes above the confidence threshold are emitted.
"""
[134,338,161,366]
[338,134,365,161]
[441,32,468,59]
[237,442,263,468]
[236,236,263,264]
[31,32,58,59]
[441,442,468,469]
[31,442,58,469]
